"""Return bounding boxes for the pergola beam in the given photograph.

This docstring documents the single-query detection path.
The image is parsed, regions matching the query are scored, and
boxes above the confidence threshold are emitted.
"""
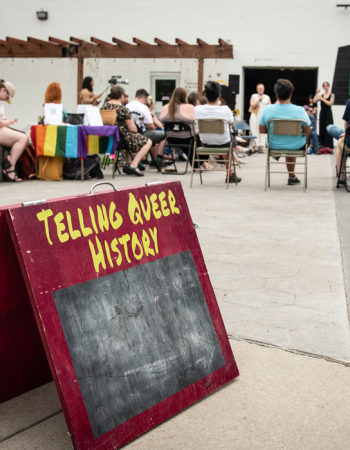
[91,37,115,47]
[6,37,31,46]
[133,38,151,46]
[0,36,233,98]
[112,38,132,46]
[154,38,170,46]
[49,37,73,47]
[197,39,209,46]
[27,37,58,46]
[175,38,189,46]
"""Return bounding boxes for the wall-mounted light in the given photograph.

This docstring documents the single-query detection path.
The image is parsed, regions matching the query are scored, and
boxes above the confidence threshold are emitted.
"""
[336,4,350,8]
[36,9,48,20]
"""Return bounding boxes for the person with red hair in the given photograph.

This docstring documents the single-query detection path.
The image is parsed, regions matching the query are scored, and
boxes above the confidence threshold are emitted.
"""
[43,82,67,122]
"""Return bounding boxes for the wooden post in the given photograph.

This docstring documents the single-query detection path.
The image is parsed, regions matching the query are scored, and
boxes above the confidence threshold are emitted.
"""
[198,58,204,96]
[77,51,83,104]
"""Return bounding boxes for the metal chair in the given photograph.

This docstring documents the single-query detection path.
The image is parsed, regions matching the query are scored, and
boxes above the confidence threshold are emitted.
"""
[161,121,194,175]
[190,118,237,189]
[233,121,257,148]
[265,119,308,193]
[336,125,350,192]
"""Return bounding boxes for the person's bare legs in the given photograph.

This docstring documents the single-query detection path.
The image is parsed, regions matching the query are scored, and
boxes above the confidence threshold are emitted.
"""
[285,156,296,178]
[130,139,152,169]
[150,144,158,159]
[336,142,345,181]
[156,140,166,157]
[0,127,28,181]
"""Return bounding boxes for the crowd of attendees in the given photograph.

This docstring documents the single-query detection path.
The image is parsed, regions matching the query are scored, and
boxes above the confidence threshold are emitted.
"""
[1,74,349,186]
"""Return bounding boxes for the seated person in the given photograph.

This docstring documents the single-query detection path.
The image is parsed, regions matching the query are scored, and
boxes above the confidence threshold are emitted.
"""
[200,96,207,105]
[43,82,68,122]
[194,81,241,183]
[326,99,350,185]
[159,87,212,169]
[126,89,165,169]
[146,96,163,130]
[188,92,200,107]
[0,80,28,182]
[101,85,152,177]
[259,79,311,186]
[303,105,319,154]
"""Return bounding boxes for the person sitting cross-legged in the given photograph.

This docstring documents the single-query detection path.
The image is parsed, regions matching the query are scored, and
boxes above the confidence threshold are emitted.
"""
[259,79,311,186]
[194,81,241,184]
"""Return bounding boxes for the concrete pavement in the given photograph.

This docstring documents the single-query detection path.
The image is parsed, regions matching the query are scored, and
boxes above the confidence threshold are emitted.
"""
[1,152,350,448]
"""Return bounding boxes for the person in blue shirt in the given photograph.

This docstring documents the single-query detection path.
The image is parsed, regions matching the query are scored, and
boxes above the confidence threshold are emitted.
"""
[259,79,311,186]
[326,100,350,186]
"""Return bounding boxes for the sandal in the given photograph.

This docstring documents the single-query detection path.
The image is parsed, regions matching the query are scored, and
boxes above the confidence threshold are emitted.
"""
[123,165,144,177]
[3,169,22,182]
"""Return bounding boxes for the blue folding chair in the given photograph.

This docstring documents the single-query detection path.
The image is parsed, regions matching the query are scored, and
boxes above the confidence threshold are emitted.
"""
[233,121,257,149]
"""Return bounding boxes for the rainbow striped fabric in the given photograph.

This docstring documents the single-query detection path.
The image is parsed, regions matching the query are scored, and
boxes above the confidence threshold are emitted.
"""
[30,125,119,158]
[32,125,80,158]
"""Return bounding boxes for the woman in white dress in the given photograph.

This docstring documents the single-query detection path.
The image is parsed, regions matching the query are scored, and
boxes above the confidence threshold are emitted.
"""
[248,83,271,154]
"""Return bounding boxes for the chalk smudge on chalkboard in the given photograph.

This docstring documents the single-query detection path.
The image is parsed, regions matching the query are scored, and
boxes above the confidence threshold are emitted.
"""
[52,250,225,439]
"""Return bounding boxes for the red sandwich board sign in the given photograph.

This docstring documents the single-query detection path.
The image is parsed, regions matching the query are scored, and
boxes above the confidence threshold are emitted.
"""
[6,180,239,449]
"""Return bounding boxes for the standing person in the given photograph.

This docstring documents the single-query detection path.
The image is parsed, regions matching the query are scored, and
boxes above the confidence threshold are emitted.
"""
[79,77,101,106]
[248,83,271,154]
[101,85,152,176]
[0,80,28,182]
[313,82,334,150]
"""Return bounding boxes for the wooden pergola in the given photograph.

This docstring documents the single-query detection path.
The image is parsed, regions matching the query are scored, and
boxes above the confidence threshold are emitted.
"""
[0,37,233,101]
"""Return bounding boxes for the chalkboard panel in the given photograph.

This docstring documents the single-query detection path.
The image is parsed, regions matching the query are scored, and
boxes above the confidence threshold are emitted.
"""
[53,250,225,439]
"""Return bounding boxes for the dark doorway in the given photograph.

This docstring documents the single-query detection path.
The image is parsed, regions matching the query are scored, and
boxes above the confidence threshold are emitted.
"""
[243,68,318,120]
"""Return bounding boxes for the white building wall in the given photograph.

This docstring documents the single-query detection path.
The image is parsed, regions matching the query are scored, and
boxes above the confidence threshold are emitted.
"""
[1,0,349,129]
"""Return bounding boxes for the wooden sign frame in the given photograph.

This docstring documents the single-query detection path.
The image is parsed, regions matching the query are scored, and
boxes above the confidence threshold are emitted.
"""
[6,181,238,449]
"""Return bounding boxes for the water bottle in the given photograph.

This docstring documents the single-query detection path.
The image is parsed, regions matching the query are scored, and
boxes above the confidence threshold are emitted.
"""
[309,147,313,155]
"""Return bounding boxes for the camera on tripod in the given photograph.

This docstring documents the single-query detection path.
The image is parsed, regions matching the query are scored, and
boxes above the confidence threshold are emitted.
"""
[108,76,129,85]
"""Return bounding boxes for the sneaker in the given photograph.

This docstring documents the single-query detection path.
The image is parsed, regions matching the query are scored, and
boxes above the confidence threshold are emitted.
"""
[288,175,301,185]
[225,174,242,183]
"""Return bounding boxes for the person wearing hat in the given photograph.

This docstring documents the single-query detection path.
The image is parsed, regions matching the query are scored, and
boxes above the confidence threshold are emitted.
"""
[303,105,320,155]
[0,79,28,181]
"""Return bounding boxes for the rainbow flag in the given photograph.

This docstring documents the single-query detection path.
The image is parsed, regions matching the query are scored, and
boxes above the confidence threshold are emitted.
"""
[31,125,79,158]
[86,135,114,155]
[31,125,116,158]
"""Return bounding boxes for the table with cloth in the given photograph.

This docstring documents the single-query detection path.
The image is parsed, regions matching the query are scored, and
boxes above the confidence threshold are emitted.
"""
[30,125,120,180]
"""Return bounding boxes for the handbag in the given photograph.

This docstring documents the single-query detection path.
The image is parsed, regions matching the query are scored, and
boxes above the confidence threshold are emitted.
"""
[37,156,64,180]
[100,109,116,126]
[17,144,36,180]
